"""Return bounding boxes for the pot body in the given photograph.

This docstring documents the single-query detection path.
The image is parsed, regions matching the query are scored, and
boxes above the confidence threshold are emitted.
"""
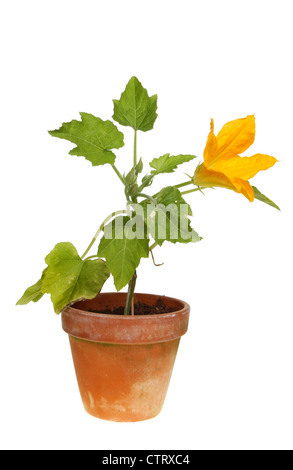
[62,293,190,422]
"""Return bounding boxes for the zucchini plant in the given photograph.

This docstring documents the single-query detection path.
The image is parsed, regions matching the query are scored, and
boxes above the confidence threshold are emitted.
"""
[17,77,279,315]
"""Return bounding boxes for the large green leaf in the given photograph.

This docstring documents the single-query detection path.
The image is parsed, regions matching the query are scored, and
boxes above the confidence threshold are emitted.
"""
[98,216,149,291]
[41,242,110,314]
[49,112,124,166]
[16,269,47,305]
[150,153,197,175]
[112,76,158,132]
[141,187,202,246]
[252,186,280,210]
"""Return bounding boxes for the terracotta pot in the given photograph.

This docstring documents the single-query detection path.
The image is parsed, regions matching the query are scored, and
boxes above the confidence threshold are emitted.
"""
[62,292,190,422]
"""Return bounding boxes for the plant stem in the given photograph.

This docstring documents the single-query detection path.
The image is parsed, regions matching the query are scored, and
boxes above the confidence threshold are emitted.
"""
[111,164,125,184]
[174,180,193,189]
[151,182,192,199]
[151,180,193,199]
[149,242,158,251]
[133,129,137,167]
[181,187,201,196]
[124,271,137,315]
[83,255,99,261]
[124,129,139,315]
[126,246,160,316]
[81,209,127,259]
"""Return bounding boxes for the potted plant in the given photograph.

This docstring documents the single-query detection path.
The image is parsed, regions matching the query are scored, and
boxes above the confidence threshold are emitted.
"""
[17,77,279,422]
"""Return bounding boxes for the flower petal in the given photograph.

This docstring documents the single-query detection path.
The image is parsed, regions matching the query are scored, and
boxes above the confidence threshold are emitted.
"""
[203,119,218,165]
[193,163,237,191]
[231,178,255,202]
[212,153,277,180]
[210,115,255,165]
[193,164,255,201]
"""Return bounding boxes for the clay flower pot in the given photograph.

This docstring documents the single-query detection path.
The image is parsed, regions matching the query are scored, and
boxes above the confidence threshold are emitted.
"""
[62,292,190,422]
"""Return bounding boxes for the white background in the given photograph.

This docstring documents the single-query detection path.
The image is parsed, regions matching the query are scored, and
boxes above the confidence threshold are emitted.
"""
[1,0,292,451]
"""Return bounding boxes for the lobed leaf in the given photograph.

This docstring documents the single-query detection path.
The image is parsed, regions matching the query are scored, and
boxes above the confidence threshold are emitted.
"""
[16,269,47,305]
[41,242,110,314]
[150,153,197,175]
[49,113,124,166]
[112,76,158,132]
[141,187,202,246]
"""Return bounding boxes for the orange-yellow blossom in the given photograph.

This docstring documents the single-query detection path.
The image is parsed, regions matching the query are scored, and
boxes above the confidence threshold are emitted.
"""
[193,115,277,201]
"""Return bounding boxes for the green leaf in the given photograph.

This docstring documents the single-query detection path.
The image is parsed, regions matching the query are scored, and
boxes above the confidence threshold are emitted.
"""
[16,269,47,305]
[49,113,124,166]
[252,186,280,211]
[98,216,149,291]
[112,76,158,132]
[141,187,202,246]
[41,242,110,314]
[150,153,197,175]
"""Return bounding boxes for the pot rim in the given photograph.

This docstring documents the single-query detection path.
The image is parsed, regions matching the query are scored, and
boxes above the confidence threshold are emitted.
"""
[62,292,190,345]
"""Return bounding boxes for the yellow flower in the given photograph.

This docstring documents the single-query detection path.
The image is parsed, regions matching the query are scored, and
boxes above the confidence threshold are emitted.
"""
[193,115,277,201]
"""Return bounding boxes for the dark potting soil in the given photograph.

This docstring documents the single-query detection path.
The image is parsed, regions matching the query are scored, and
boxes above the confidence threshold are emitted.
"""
[88,297,175,316]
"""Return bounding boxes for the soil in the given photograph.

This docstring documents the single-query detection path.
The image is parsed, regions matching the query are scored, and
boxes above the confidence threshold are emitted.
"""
[88,297,175,316]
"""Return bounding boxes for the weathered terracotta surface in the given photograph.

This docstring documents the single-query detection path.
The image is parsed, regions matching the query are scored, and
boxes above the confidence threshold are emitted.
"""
[62,293,190,422]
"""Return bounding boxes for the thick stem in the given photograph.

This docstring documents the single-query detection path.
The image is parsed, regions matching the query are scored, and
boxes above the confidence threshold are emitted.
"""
[124,271,137,315]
